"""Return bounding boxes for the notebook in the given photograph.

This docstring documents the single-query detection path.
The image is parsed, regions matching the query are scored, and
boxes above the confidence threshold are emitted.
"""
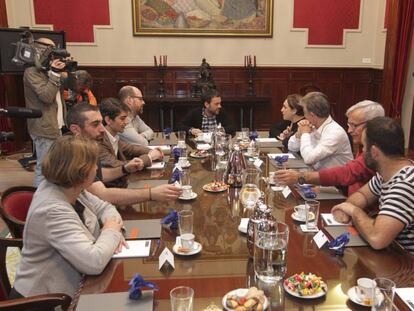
[76,291,154,311]
[112,240,151,258]
[123,219,162,240]
[324,226,368,247]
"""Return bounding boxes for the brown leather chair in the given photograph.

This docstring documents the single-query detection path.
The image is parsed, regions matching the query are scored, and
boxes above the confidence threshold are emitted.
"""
[0,186,36,238]
[0,237,72,310]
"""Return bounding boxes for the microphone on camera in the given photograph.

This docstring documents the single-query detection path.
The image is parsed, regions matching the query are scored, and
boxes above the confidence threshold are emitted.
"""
[0,107,42,118]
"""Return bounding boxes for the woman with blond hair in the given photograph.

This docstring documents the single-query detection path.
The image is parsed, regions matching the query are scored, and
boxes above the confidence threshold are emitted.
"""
[11,135,126,299]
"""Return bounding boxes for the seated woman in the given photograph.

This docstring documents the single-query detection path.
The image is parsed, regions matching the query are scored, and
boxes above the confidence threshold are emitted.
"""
[269,94,304,148]
[11,135,125,299]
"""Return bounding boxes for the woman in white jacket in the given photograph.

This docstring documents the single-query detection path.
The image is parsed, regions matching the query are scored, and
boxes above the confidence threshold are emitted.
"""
[11,135,126,299]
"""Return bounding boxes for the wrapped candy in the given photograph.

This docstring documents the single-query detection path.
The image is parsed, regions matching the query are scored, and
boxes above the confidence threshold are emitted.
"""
[163,127,172,139]
[128,273,159,300]
[161,208,178,230]
[274,155,289,165]
[328,232,350,256]
[169,165,183,184]
[300,185,317,199]
[249,131,258,141]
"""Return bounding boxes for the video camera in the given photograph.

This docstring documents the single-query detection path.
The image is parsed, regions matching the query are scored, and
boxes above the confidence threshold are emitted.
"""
[11,31,77,72]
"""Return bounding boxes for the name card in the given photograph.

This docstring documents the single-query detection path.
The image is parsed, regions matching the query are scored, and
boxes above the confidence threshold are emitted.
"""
[282,186,291,198]
[313,230,330,248]
[159,247,174,270]
[253,158,263,169]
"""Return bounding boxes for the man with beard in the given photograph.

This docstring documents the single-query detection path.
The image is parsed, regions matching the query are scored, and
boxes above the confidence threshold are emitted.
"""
[178,89,235,136]
[67,103,182,205]
[275,100,384,195]
[118,85,154,146]
[332,117,414,254]
[98,98,163,188]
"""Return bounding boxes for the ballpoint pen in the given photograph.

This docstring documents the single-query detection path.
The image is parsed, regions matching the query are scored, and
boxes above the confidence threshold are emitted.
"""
[151,239,160,257]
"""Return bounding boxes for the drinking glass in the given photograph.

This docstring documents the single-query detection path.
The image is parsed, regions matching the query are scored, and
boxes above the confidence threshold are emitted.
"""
[177,131,186,141]
[170,286,194,311]
[240,168,261,209]
[178,210,193,235]
[241,127,250,142]
[254,221,289,282]
[305,199,320,230]
[215,160,228,182]
[179,169,191,187]
[372,278,396,311]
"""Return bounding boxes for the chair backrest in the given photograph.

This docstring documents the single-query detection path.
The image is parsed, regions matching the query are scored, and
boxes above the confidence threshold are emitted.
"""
[0,237,22,300]
[0,237,72,310]
[0,187,36,238]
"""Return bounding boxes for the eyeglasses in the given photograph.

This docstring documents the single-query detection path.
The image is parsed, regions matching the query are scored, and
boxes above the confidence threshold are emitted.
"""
[131,96,144,102]
[347,121,366,129]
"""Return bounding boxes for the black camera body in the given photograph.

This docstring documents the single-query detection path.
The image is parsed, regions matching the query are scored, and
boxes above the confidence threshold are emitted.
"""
[12,31,77,72]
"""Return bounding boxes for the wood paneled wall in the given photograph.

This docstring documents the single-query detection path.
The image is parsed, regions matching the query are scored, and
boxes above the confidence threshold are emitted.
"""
[85,66,383,130]
[3,66,383,151]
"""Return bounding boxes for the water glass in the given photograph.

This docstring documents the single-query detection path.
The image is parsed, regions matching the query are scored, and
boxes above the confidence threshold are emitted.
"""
[179,169,191,186]
[178,210,193,235]
[241,127,250,142]
[254,221,289,282]
[215,160,228,182]
[177,131,186,141]
[170,286,194,311]
[372,278,396,311]
[305,199,320,230]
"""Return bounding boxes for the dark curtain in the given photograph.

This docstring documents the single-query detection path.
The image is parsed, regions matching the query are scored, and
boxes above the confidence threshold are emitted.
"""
[389,0,414,118]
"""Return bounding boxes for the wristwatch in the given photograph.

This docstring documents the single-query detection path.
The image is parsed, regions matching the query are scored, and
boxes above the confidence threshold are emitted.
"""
[298,172,306,185]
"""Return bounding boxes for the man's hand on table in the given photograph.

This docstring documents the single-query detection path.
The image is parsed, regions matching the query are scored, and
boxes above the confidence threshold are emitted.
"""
[275,169,300,185]
[331,202,354,223]
[148,148,163,161]
[125,158,145,173]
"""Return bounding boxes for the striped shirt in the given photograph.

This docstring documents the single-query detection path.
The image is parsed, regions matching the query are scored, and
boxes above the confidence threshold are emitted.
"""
[369,166,414,254]
[201,109,217,133]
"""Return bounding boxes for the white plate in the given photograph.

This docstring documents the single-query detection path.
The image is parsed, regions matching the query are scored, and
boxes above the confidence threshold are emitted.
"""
[203,183,229,193]
[347,286,382,307]
[283,281,327,299]
[178,192,197,200]
[189,151,208,158]
[172,242,202,256]
[179,163,191,168]
[291,211,315,222]
[222,288,268,311]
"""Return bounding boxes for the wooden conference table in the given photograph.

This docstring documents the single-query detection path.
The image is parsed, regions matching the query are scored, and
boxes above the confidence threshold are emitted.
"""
[74,142,414,311]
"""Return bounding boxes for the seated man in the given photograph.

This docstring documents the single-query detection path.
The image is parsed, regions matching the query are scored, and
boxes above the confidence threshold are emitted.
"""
[332,117,414,254]
[288,92,353,170]
[118,85,154,146]
[67,103,182,204]
[276,100,384,194]
[99,98,163,188]
[178,89,236,136]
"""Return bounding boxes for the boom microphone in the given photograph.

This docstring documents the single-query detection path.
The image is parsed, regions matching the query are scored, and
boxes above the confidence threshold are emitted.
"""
[0,107,42,118]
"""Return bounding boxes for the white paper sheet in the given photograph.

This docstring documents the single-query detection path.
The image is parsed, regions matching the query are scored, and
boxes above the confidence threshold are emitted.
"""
[321,213,350,226]
[146,162,166,170]
[395,288,414,311]
[112,240,151,258]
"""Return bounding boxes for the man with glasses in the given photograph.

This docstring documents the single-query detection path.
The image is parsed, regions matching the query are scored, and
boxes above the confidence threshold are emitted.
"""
[277,100,384,194]
[118,85,154,146]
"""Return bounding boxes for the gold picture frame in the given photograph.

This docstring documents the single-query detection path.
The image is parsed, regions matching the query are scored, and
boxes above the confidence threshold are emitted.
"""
[132,0,273,37]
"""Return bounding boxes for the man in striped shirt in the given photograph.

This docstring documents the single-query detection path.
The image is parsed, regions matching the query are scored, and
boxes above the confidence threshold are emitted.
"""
[332,117,414,254]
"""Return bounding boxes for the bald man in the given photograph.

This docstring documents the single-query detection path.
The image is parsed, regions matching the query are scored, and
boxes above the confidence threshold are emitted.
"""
[118,85,154,146]
[24,37,67,186]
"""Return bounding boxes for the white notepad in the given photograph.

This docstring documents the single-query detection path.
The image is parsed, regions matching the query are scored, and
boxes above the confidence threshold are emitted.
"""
[148,145,171,152]
[256,138,278,143]
[146,162,166,170]
[395,288,414,311]
[112,240,151,258]
[321,213,350,226]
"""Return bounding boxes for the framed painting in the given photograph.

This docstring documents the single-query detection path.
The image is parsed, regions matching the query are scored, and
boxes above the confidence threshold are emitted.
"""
[132,0,273,37]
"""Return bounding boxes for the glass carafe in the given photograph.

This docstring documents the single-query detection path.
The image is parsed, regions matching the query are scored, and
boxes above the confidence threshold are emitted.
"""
[226,143,247,188]
[240,168,261,209]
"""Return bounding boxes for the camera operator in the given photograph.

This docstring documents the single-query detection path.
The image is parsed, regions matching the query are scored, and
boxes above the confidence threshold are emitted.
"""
[23,37,68,187]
